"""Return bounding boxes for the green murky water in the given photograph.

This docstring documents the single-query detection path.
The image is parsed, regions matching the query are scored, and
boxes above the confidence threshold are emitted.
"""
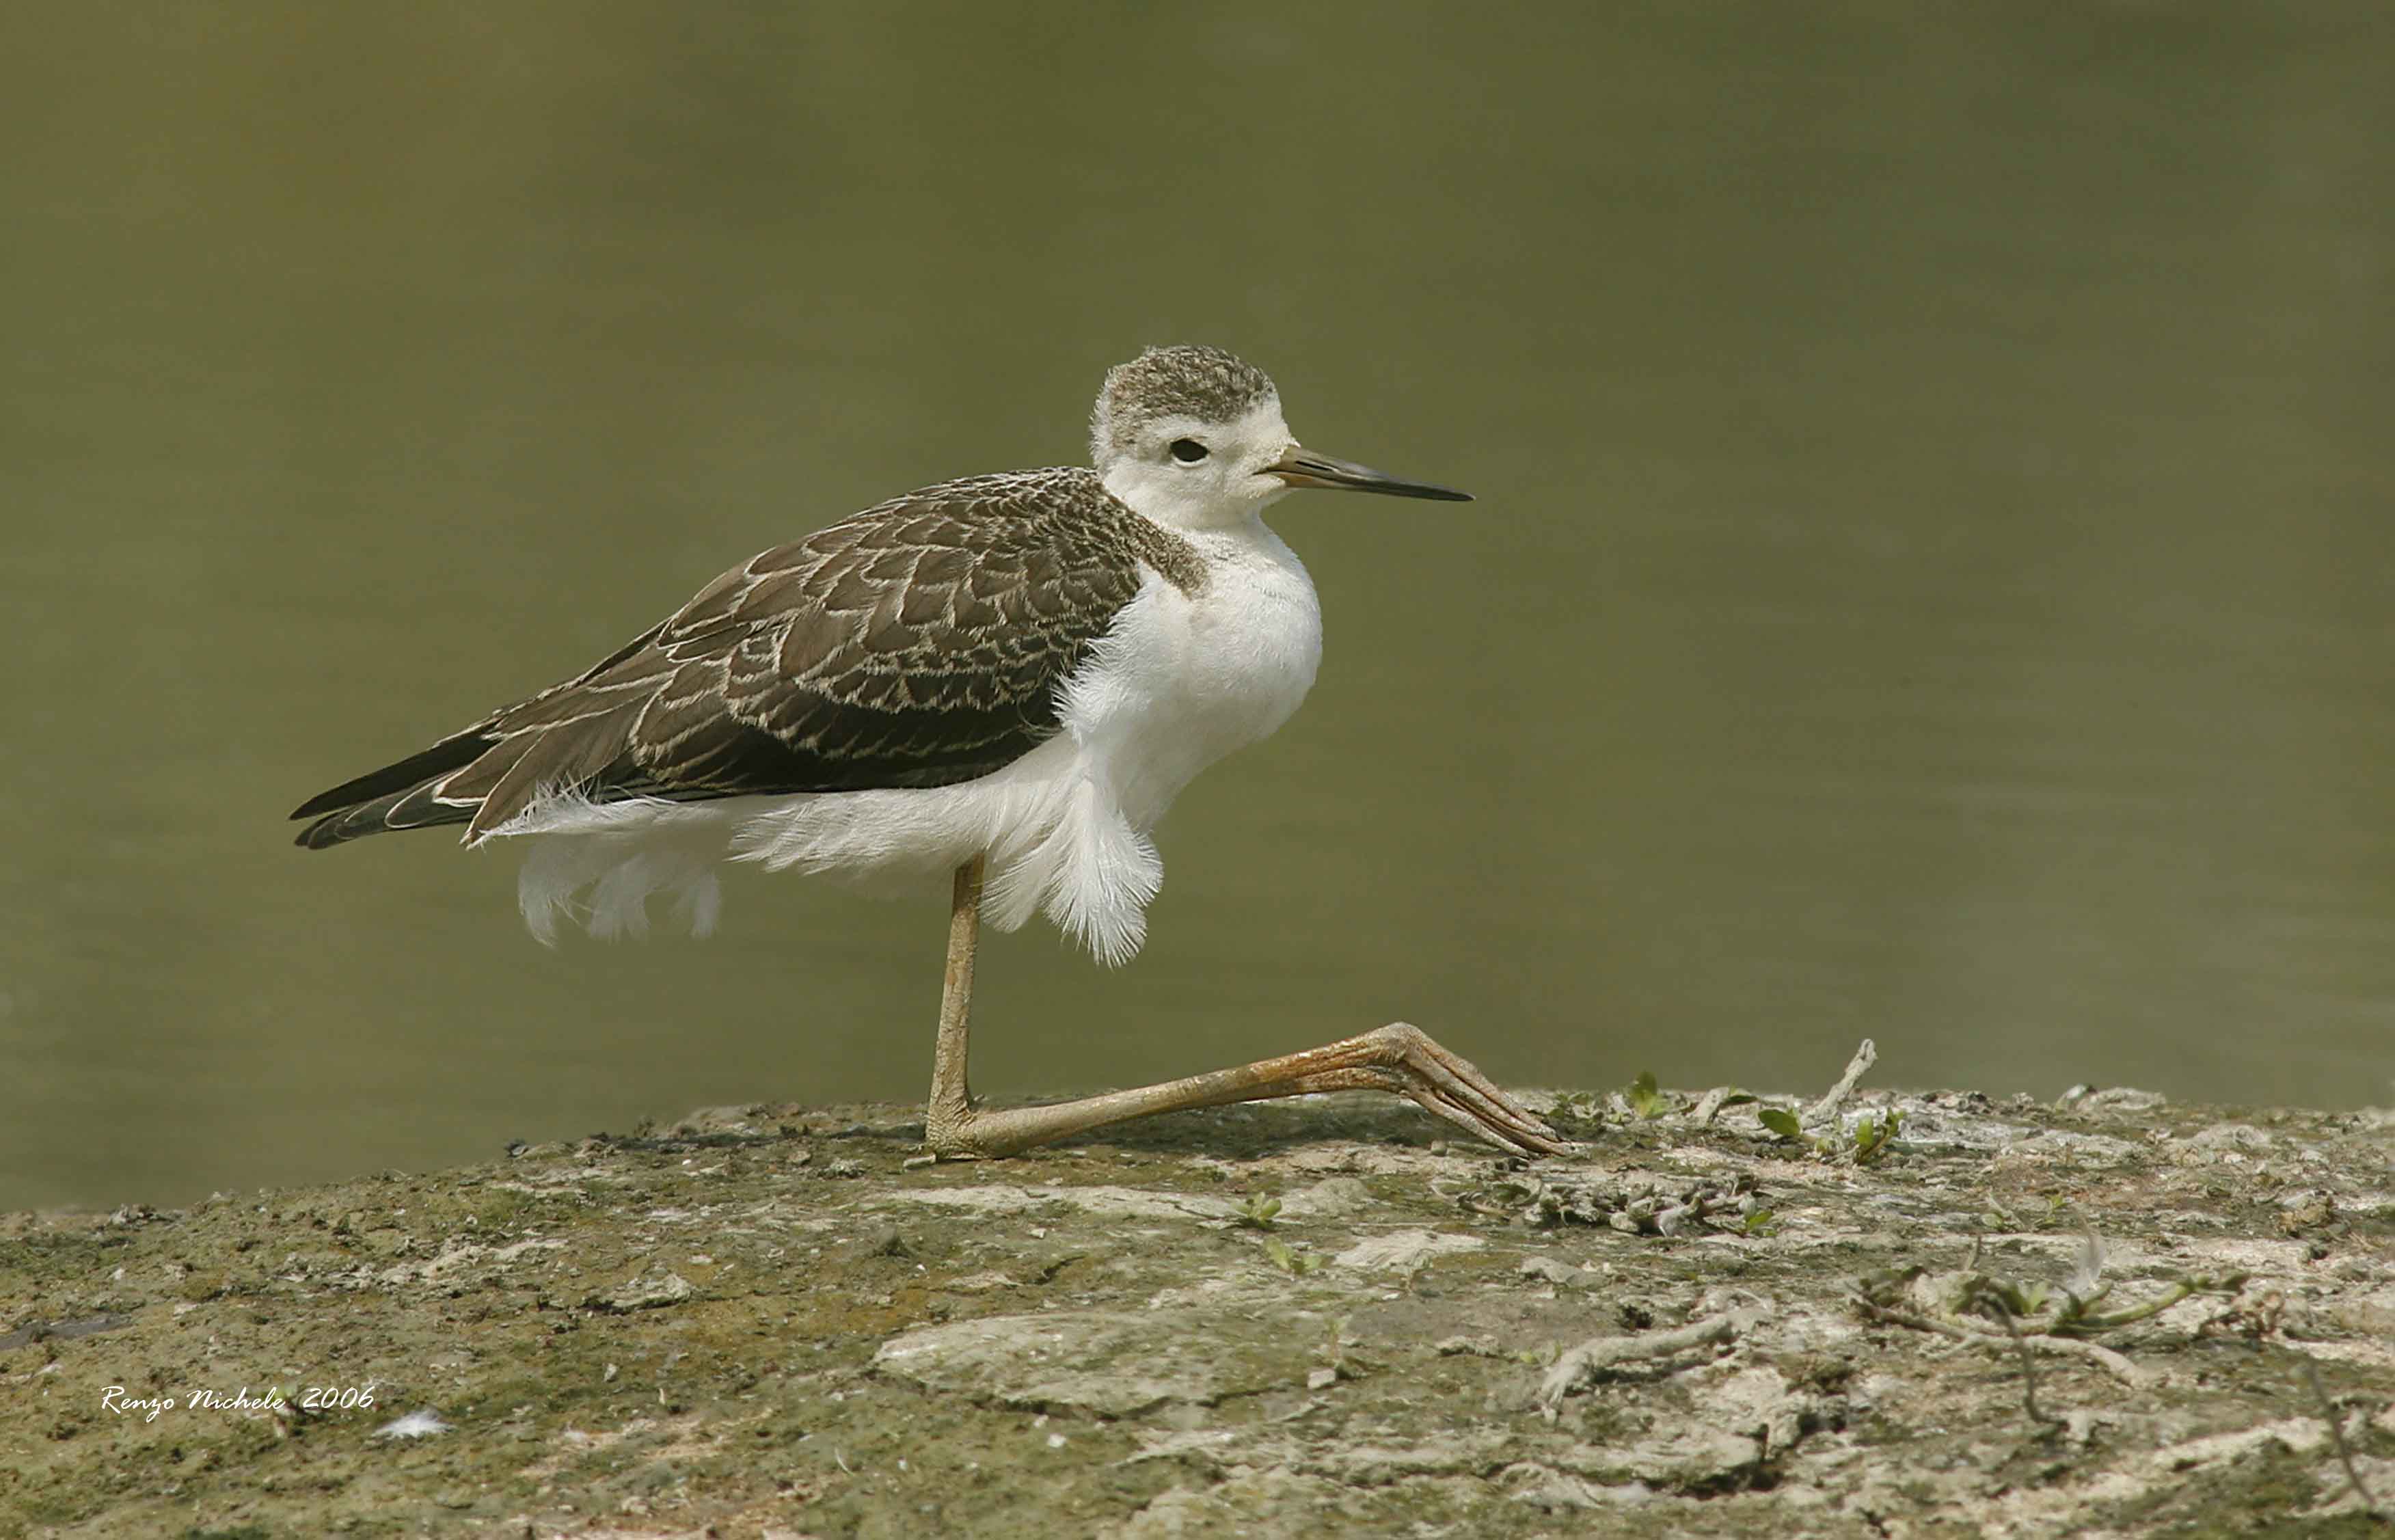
[5,4,2391,1207]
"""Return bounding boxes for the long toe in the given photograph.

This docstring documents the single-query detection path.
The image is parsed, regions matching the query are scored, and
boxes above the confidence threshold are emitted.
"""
[1369,1023,1573,1157]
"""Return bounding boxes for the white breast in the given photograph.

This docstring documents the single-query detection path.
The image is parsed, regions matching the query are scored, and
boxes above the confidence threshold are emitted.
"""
[1061,521,1323,830]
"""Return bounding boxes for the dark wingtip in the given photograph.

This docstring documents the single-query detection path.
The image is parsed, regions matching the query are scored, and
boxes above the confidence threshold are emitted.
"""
[292,809,353,849]
[287,729,499,830]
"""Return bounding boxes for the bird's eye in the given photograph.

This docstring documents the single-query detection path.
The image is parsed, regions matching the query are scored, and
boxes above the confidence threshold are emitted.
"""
[1168,439,1208,464]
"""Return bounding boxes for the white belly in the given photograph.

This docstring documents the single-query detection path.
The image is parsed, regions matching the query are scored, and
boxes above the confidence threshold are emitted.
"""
[1061,525,1324,832]
[504,519,1325,967]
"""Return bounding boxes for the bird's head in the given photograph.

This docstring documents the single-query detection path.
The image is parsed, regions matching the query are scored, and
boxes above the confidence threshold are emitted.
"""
[1090,345,1470,530]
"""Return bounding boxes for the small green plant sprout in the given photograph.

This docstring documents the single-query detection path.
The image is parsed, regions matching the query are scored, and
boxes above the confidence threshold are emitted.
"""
[1260,1237,1321,1276]
[1235,1194,1283,1231]
[1625,1070,1668,1121]
[1757,1100,1903,1164]
[1851,1107,1904,1164]
[1742,1208,1779,1237]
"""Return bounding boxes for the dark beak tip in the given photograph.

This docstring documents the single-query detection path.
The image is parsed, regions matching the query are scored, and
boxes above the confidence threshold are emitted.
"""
[1271,450,1475,503]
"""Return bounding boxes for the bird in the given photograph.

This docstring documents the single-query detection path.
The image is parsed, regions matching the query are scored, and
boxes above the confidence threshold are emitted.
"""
[290,345,1565,1159]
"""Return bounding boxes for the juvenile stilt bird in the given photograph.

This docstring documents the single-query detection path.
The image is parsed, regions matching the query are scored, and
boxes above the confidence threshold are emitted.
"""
[293,346,1564,1158]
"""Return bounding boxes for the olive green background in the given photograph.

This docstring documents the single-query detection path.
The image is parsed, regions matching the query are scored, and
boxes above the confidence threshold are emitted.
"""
[5,3,2390,1208]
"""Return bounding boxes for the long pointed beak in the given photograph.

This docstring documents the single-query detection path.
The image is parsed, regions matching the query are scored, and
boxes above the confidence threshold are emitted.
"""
[1264,447,1472,502]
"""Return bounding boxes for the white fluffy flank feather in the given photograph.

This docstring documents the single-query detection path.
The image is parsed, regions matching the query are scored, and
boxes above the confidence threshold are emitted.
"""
[487,793,733,947]
[980,773,1161,967]
[727,732,1161,967]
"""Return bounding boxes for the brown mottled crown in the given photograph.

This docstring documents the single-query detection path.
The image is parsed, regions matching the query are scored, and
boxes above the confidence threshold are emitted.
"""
[1089,345,1279,465]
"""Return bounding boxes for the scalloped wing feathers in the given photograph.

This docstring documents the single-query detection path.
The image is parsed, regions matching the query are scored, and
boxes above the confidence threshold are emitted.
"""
[290,469,1202,849]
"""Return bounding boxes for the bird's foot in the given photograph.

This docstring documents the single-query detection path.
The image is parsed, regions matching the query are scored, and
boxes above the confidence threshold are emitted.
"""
[1336,1023,1571,1158]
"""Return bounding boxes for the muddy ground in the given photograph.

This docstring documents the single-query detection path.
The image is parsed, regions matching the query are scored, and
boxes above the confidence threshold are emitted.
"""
[3,1064,2392,1537]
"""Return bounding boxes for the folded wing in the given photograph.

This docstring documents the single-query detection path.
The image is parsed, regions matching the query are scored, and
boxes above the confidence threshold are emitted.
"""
[290,469,1192,849]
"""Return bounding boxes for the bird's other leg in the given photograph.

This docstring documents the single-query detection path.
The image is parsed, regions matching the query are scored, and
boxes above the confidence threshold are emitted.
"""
[922,855,986,1154]
[919,857,1566,1159]
[932,1024,1567,1159]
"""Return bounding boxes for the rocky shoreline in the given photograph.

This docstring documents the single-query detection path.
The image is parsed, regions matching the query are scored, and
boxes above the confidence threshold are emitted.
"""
[4,1071,2392,1536]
